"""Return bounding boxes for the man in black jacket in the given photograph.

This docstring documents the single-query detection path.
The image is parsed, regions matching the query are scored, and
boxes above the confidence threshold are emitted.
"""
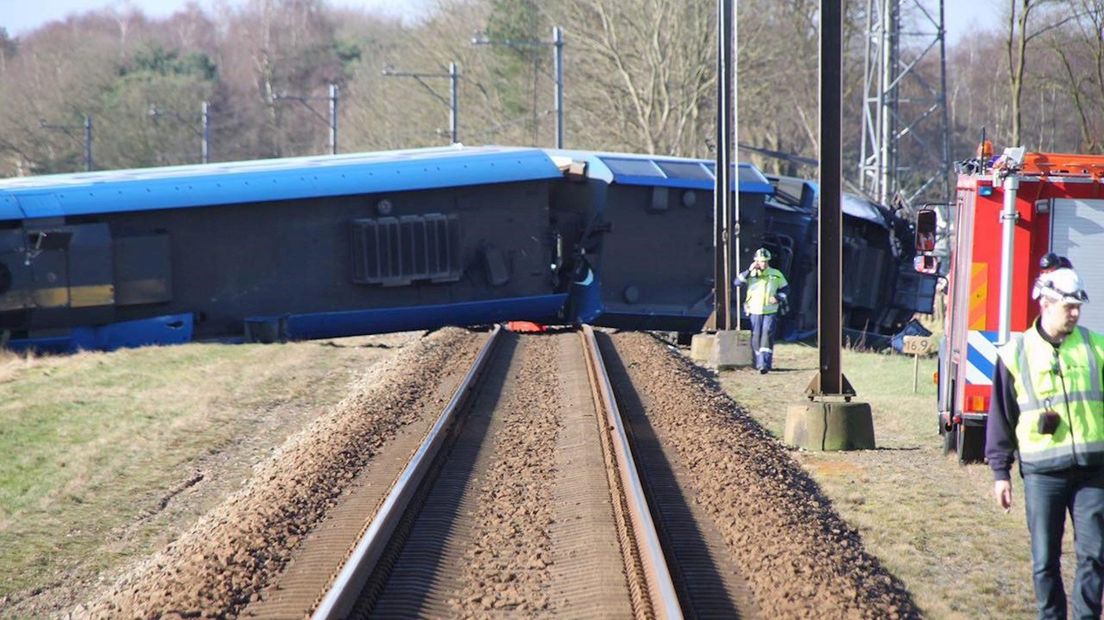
[986,266,1104,619]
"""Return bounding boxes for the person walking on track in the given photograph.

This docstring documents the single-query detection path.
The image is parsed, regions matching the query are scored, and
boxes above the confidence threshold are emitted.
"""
[735,247,789,374]
[986,265,1104,619]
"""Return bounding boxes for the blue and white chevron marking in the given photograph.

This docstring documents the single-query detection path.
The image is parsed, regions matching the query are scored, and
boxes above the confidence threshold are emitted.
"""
[965,330,1002,385]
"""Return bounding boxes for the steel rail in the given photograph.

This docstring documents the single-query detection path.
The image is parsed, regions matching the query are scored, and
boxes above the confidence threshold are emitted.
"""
[311,325,502,619]
[580,325,684,619]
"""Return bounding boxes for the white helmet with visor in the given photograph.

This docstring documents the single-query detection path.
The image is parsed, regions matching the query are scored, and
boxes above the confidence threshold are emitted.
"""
[1033,268,1089,304]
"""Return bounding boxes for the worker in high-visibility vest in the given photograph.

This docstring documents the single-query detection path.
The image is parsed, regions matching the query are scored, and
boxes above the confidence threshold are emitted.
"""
[986,266,1104,619]
[735,247,789,374]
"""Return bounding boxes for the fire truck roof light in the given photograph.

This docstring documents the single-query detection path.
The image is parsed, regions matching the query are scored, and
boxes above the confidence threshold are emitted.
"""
[979,185,994,197]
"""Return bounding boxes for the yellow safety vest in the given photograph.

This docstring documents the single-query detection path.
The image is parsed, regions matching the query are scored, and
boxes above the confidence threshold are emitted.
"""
[743,267,788,315]
[996,323,1104,474]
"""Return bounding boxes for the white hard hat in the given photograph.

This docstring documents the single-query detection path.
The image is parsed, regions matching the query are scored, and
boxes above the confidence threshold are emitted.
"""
[1033,268,1089,304]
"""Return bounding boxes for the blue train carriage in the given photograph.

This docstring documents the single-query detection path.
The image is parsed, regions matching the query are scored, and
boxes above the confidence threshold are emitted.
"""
[836,191,937,342]
[0,146,569,352]
[545,150,936,343]
[765,173,939,344]
[544,150,778,334]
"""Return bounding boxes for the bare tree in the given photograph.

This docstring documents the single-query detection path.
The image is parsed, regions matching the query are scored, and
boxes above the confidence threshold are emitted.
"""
[1005,0,1074,146]
[538,0,714,155]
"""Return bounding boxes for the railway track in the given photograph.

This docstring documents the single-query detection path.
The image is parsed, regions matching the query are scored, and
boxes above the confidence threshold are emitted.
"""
[246,326,753,619]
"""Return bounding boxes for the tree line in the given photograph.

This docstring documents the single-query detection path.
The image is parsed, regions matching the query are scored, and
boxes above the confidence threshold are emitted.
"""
[0,0,1102,197]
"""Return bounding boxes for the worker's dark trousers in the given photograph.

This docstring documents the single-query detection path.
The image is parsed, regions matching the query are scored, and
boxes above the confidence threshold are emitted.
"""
[749,313,777,370]
[1024,467,1104,620]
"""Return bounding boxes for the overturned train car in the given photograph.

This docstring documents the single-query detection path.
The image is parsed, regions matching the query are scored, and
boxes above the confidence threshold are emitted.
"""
[0,145,934,352]
[556,152,936,342]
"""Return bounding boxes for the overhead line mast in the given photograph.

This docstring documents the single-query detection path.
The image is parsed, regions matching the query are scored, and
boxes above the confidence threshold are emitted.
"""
[859,0,952,210]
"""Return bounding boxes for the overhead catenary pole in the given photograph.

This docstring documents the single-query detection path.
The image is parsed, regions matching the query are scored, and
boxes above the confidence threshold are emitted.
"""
[149,102,212,163]
[858,0,951,209]
[449,62,459,144]
[271,83,340,155]
[713,0,734,331]
[731,1,740,328]
[819,0,845,395]
[553,26,565,149]
[201,101,210,164]
[329,83,338,155]
[83,115,93,172]
[381,65,461,145]
[784,0,873,452]
[878,0,897,206]
[937,0,952,207]
[40,115,94,172]
[472,26,565,148]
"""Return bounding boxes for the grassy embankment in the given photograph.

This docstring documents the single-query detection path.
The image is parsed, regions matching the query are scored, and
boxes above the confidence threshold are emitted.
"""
[718,342,1072,619]
[0,337,404,613]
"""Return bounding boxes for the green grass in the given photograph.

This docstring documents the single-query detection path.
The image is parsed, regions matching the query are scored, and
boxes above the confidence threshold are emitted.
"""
[730,343,939,445]
[0,339,396,605]
[717,342,1071,619]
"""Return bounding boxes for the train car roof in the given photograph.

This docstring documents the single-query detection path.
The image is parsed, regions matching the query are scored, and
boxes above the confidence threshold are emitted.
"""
[547,149,774,194]
[0,145,563,221]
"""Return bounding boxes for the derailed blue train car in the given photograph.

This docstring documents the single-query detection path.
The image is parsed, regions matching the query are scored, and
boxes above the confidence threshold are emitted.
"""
[763,174,937,343]
[550,151,935,343]
[0,147,570,351]
[547,150,776,332]
[0,145,934,352]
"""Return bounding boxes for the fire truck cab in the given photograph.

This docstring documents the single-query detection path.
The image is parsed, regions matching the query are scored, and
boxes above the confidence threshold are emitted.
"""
[935,150,1104,462]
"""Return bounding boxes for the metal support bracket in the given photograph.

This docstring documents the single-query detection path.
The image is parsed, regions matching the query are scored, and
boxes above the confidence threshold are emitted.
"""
[804,371,857,402]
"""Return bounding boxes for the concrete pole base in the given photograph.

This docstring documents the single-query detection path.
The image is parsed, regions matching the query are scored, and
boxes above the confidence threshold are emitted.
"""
[690,331,752,370]
[784,399,876,451]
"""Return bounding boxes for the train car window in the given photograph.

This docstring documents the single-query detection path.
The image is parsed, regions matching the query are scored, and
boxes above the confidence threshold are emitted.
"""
[602,158,665,178]
[656,161,713,182]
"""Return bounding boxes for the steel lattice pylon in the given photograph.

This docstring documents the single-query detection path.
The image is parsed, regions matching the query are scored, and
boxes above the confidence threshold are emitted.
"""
[859,0,952,210]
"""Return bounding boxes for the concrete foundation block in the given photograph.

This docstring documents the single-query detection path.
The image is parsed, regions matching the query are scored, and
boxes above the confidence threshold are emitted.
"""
[690,333,714,363]
[690,331,753,369]
[784,399,876,451]
[713,329,753,370]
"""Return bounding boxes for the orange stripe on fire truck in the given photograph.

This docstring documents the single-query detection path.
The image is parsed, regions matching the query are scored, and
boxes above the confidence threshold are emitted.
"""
[969,263,987,330]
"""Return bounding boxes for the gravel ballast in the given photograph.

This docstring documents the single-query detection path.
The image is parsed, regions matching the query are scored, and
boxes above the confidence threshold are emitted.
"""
[604,332,921,619]
[70,327,924,618]
[454,334,559,614]
[76,327,484,619]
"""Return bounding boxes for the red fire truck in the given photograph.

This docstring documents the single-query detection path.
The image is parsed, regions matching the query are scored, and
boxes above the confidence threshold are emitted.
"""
[928,149,1104,462]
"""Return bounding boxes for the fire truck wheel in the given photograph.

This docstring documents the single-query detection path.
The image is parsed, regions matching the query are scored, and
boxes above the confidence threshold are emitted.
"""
[942,424,958,456]
[956,424,986,464]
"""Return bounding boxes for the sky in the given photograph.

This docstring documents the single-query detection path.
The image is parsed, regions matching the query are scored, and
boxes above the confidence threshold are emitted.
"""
[3,0,1002,41]
[1,0,437,35]
[943,0,1004,44]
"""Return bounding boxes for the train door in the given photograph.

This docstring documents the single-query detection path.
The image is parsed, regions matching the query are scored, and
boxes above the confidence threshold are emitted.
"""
[0,225,29,330]
[0,222,115,331]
